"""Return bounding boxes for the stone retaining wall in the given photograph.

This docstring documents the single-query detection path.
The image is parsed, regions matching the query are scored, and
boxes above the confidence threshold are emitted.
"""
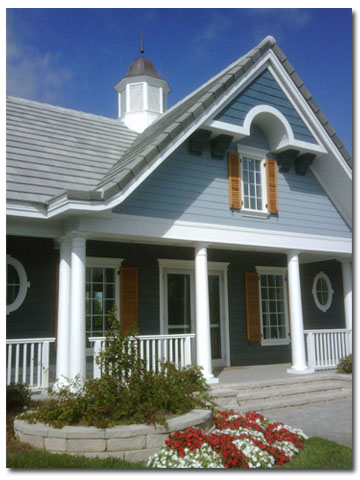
[14,409,213,463]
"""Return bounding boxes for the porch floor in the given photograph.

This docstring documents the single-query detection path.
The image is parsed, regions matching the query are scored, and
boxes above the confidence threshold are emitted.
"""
[214,363,324,384]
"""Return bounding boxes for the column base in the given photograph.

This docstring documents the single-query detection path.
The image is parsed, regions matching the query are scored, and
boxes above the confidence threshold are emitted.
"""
[287,367,314,375]
[206,376,219,384]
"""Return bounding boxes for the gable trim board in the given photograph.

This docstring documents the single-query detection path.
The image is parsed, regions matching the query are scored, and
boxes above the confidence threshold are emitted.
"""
[6,36,351,229]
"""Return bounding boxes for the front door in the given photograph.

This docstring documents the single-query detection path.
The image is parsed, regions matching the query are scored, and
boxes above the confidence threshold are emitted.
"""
[163,268,227,366]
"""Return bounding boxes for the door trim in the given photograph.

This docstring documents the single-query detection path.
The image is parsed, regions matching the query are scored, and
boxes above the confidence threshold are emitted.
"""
[158,259,230,367]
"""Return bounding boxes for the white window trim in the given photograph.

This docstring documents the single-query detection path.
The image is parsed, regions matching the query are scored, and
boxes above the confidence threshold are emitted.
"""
[6,255,30,315]
[256,266,290,346]
[237,146,270,218]
[85,257,123,354]
[312,271,333,312]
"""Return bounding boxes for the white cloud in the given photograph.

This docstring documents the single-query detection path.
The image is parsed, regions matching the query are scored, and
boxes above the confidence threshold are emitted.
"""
[192,12,233,58]
[6,28,73,104]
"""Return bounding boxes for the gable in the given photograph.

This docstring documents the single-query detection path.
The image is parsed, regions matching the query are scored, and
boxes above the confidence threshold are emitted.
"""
[113,137,351,239]
[214,69,317,145]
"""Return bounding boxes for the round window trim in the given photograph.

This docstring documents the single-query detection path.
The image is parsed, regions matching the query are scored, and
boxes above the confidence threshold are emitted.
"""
[312,271,333,312]
[6,256,29,314]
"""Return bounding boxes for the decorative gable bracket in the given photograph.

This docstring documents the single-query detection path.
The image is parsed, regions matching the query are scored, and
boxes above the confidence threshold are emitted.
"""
[295,153,316,175]
[188,129,212,156]
[275,149,316,175]
[276,149,299,172]
[211,134,233,160]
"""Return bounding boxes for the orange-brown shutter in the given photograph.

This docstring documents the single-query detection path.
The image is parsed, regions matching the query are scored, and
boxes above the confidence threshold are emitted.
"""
[266,159,279,214]
[245,273,262,342]
[120,267,138,333]
[228,152,241,210]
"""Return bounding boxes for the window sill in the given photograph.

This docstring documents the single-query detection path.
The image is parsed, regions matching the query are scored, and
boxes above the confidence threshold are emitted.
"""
[241,209,269,219]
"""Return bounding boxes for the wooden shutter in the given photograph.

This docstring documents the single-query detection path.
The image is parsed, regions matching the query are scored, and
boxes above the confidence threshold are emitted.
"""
[228,152,241,210]
[266,159,279,214]
[245,273,262,342]
[120,267,138,333]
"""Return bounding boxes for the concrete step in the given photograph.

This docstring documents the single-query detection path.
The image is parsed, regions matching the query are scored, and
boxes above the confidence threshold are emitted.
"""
[235,380,349,403]
[228,389,352,413]
[211,372,351,394]
[211,373,352,412]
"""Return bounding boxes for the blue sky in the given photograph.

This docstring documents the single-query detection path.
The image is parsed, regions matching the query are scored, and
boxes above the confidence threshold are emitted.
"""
[6,8,353,154]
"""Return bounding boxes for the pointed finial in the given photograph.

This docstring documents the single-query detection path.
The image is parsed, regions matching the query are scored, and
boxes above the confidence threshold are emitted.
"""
[140,30,144,56]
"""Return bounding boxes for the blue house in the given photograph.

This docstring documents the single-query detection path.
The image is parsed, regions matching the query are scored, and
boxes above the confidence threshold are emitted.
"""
[6,36,352,390]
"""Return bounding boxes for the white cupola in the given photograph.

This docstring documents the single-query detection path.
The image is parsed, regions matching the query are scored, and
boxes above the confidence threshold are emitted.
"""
[114,40,170,133]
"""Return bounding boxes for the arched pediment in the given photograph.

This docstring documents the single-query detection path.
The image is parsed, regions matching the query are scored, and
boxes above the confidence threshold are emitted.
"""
[243,105,294,151]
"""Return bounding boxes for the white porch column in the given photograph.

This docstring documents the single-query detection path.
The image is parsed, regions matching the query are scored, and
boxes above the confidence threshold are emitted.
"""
[55,237,72,388]
[195,244,218,384]
[287,251,313,374]
[69,236,87,386]
[341,260,352,331]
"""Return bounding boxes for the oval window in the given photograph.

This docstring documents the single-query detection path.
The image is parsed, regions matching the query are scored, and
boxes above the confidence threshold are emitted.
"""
[312,272,333,312]
[6,256,29,314]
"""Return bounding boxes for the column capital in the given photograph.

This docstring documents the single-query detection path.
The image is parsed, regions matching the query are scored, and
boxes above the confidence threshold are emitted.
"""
[339,257,352,265]
[194,243,209,255]
[287,250,301,262]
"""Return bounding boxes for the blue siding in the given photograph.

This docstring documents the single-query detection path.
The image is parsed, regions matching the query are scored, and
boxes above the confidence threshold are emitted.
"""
[114,141,351,239]
[7,238,345,369]
[215,69,317,144]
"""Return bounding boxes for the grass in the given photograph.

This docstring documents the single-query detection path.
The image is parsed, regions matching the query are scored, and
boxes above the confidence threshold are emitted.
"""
[7,448,146,469]
[279,437,352,469]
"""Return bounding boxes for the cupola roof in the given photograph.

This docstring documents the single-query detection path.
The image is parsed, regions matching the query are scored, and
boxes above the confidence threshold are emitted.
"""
[125,56,163,80]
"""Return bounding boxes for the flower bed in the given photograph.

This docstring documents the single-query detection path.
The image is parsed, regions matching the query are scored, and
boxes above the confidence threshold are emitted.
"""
[147,410,308,468]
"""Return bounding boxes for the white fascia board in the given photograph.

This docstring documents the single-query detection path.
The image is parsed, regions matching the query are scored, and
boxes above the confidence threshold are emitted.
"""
[77,213,352,257]
[7,215,64,238]
[7,201,48,219]
[266,51,352,178]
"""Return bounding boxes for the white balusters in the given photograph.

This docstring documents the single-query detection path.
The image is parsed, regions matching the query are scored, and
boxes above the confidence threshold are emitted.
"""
[89,334,195,378]
[6,338,55,392]
[304,329,352,370]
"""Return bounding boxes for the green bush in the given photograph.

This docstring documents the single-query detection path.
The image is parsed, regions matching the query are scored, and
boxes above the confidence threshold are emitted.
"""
[337,354,352,374]
[7,383,31,412]
[23,307,214,428]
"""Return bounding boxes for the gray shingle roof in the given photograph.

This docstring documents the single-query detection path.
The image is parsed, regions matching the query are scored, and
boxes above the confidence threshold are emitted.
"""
[6,35,351,212]
[6,96,138,205]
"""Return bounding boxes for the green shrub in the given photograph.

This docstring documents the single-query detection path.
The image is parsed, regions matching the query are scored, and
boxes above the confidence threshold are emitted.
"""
[7,383,31,412]
[22,307,214,428]
[337,354,352,374]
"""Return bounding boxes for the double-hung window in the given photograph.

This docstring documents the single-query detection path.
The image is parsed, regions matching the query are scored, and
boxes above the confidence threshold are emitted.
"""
[242,156,266,212]
[228,149,278,216]
[85,257,123,348]
[256,266,290,345]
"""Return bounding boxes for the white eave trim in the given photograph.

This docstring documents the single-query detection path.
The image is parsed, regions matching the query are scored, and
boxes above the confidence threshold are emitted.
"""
[77,213,352,257]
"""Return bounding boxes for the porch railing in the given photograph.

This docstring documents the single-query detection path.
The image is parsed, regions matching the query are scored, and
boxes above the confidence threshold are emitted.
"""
[304,329,352,371]
[89,333,195,379]
[6,338,55,392]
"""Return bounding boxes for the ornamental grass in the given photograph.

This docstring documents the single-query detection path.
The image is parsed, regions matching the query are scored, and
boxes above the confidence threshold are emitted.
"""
[147,410,308,469]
